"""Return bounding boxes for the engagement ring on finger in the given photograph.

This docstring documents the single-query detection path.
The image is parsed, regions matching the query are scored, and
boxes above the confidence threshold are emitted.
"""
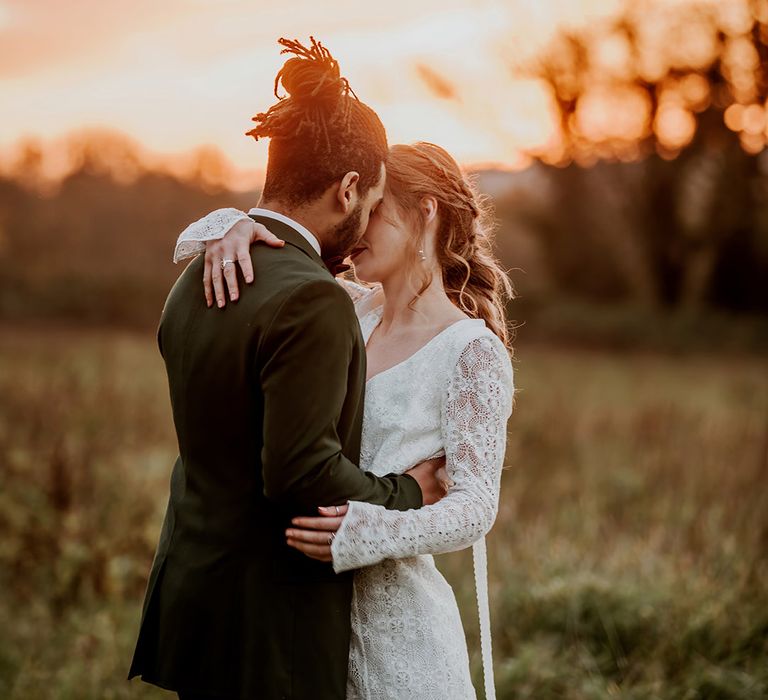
[328,533,335,544]
[221,258,234,270]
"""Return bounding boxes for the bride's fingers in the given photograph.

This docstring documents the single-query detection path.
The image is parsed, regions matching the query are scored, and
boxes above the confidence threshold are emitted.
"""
[286,528,336,544]
[318,504,349,517]
[203,258,213,307]
[237,249,254,284]
[222,259,239,302]
[286,538,332,561]
[209,258,226,308]
[252,223,285,249]
[290,515,343,530]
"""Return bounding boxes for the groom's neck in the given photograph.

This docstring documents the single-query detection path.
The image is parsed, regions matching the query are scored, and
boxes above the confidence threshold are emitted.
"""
[257,198,324,241]
[255,198,291,219]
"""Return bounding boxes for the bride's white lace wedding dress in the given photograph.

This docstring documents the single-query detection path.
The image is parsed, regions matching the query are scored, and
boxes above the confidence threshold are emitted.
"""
[174,209,516,700]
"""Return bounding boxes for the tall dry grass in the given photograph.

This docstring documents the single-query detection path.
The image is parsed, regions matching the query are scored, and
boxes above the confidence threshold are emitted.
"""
[0,325,173,699]
[446,345,768,698]
[0,325,766,699]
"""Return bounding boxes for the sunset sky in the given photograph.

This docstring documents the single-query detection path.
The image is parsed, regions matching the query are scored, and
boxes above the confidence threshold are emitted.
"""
[1,0,729,185]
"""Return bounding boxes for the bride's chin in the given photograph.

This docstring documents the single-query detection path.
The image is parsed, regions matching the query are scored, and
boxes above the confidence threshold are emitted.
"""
[352,262,376,283]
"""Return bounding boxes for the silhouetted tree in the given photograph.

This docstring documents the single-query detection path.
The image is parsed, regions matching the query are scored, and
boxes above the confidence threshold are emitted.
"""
[0,131,258,326]
[522,0,768,310]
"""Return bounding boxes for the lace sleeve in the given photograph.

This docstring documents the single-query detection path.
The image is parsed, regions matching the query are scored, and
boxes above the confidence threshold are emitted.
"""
[330,334,514,572]
[172,207,252,263]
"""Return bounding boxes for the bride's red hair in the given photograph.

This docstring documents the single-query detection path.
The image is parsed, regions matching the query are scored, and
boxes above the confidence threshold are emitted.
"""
[385,143,516,348]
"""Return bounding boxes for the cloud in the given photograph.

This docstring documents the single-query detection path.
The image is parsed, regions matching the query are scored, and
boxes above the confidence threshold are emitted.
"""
[415,64,460,101]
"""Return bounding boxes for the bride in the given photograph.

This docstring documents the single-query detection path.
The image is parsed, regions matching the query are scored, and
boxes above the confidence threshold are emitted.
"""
[174,142,515,699]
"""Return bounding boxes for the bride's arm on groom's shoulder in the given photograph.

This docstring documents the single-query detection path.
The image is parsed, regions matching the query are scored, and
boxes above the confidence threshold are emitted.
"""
[329,335,515,573]
[172,208,369,309]
[172,208,284,308]
[173,208,254,264]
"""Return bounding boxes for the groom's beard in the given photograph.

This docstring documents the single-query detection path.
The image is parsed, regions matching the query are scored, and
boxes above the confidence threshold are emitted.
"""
[322,203,363,269]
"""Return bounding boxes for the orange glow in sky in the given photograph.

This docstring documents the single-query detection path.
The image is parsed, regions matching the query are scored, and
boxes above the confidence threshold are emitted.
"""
[1,0,650,186]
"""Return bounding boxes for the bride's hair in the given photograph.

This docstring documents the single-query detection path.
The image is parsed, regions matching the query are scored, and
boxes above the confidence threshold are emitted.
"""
[247,37,387,207]
[385,143,516,348]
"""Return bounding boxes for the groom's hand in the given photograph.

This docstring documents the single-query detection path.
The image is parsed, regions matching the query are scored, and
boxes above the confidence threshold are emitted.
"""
[405,456,450,506]
[204,220,284,308]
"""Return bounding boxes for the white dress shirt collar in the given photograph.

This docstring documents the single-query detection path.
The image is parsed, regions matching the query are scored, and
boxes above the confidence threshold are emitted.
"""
[247,207,322,256]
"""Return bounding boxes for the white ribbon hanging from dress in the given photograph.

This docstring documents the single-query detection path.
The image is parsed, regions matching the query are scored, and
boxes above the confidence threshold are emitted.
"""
[472,536,496,700]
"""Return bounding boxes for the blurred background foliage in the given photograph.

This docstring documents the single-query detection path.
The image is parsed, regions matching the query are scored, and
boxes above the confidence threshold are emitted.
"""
[1,0,766,333]
[1,0,767,698]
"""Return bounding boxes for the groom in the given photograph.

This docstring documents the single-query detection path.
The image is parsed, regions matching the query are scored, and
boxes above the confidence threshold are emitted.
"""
[127,38,444,699]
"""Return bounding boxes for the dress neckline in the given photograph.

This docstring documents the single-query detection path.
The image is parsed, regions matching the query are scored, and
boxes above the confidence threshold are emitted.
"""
[364,307,484,385]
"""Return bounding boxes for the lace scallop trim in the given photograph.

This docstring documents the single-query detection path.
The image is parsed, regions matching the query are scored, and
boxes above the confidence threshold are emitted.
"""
[173,208,253,263]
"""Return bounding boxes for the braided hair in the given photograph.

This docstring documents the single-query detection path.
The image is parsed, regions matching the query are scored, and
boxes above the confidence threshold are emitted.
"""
[247,37,388,207]
[384,142,516,348]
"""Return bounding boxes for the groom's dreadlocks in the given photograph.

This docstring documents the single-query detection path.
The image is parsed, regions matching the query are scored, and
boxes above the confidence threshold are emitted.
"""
[246,37,388,207]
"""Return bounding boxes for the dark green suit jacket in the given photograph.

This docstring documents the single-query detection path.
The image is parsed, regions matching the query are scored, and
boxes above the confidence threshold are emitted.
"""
[127,215,423,699]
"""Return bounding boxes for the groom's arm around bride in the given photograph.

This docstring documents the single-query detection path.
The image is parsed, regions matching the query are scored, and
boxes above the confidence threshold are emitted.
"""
[257,266,431,511]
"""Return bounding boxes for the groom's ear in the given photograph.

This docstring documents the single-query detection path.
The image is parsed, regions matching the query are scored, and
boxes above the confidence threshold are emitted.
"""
[336,171,360,214]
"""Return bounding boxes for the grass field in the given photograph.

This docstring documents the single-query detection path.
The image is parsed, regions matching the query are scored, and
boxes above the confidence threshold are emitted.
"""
[1,324,766,699]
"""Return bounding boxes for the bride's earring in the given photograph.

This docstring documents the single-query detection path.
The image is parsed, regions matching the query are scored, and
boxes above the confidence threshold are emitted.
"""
[418,248,427,262]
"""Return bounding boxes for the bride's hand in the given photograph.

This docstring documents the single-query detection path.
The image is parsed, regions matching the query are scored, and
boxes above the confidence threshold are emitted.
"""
[285,504,349,562]
[205,220,284,308]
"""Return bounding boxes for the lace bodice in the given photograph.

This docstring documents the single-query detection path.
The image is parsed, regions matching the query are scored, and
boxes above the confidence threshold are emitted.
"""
[334,310,511,566]
[173,209,516,700]
[339,298,513,699]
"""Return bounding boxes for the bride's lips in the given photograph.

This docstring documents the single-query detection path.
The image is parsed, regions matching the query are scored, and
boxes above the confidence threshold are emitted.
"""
[349,246,367,260]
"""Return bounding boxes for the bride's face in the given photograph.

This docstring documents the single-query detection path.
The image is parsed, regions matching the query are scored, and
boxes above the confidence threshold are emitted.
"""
[348,192,413,283]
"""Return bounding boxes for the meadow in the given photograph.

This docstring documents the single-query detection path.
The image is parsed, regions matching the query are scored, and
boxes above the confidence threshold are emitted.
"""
[0,323,766,699]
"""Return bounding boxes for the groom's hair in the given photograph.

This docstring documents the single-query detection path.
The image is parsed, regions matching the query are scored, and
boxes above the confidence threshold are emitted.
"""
[246,37,388,207]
